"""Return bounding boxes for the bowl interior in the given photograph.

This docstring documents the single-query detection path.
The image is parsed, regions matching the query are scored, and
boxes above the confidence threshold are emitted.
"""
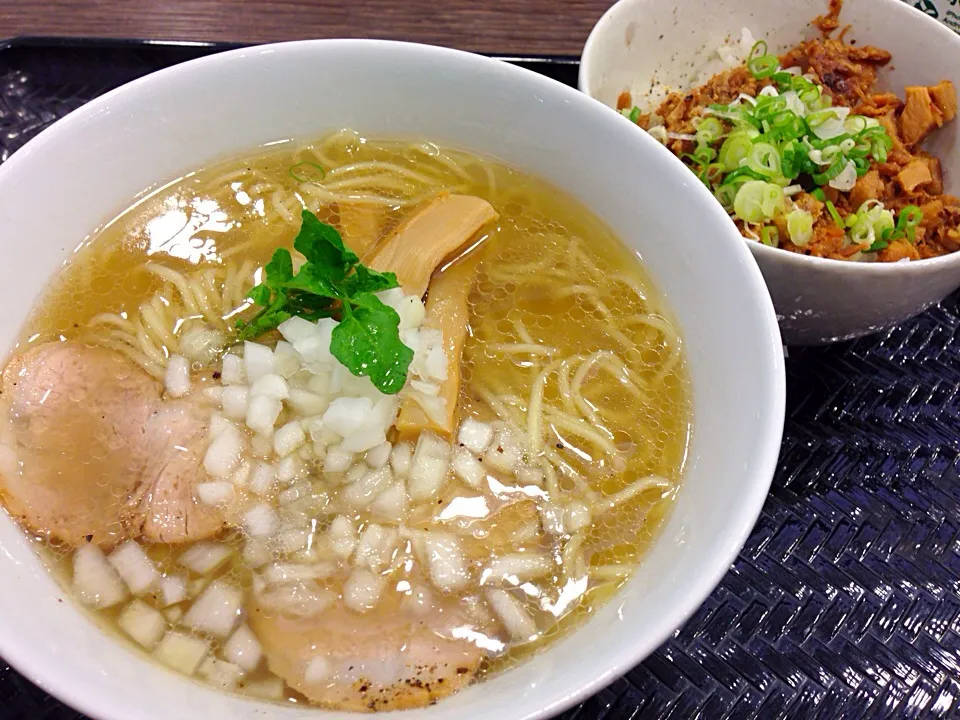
[582,0,957,168]
[580,0,960,345]
[0,41,784,720]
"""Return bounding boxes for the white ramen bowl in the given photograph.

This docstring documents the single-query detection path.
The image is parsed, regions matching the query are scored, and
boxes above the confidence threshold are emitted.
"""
[0,40,784,720]
[580,0,960,345]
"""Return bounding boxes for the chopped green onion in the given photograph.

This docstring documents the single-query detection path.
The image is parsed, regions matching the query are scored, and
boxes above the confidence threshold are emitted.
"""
[733,180,784,223]
[718,132,755,171]
[867,239,889,252]
[760,225,780,247]
[714,184,738,211]
[745,142,782,178]
[747,40,779,79]
[811,188,826,202]
[812,155,848,185]
[289,162,326,184]
[894,205,923,242]
[786,209,814,246]
[695,117,726,145]
[620,106,642,124]
[825,200,843,228]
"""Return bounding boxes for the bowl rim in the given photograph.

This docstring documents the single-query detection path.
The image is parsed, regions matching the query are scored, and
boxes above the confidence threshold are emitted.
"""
[578,0,960,274]
[0,37,786,720]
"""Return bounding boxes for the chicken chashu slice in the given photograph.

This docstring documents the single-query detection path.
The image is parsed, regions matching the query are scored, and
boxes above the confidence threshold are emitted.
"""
[248,601,485,711]
[0,342,223,547]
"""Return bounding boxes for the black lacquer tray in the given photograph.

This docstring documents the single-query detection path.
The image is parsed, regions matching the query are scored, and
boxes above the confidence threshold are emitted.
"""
[2,37,960,720]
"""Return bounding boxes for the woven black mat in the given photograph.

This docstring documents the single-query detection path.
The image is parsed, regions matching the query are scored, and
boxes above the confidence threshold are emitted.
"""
[3,39,960,720]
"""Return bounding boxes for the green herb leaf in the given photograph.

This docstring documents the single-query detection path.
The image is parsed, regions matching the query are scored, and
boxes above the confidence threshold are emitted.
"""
[236,210,411,393]
[293,209,358,281]
[344,265,401,296]
[264,248,294,286]
[331,293,414,394]
[246,284,272,306]
[236,290,292,341]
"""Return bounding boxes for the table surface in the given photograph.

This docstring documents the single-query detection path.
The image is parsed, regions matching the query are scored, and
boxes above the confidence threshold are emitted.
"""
[0,0,616,55]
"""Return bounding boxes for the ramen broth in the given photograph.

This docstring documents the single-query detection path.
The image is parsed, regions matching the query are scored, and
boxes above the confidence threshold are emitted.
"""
[2,131,691,708]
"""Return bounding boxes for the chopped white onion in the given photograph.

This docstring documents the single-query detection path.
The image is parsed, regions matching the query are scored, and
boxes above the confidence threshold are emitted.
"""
[246,394,283,436]
[183,580,244,639]
[338,397,399,453]
[273,421,306,457]
[199,656,245,691]
[221,353,245,385]
[196,481,235,507]
[354,524,397,572]
[323,447,354,473]
[486,588,537,641]
[343,568,383,613]
[451,447,485,489]
[272,341,301,379]
[408,432,451,501]
[262,562,335,585]
[327,516,358,559]
[423,532,469,592]
[224,624,262,672]
[243,503,279,538]
[117,600,166,650]
[256,582,333,618]
[483,427,523,473]
[278,316,318,344]
[241,676,285,700]
[287,388,328,416]
[345,463,367,485]
[273,526,310,553]
[365,441,392,469]
[178,542,232,576]
[107,540,159,595]
[410,379,440,396]
[250,373,289,400]
[483,553,554,583]
[277,481,309,506]
[208,413,232,439]
[370,482,410,522]
[458,418,494,454]
[276,454,303,483]
[243,341,275,383]
[322,396,373,438]
[73,544,128,609]
[203,422,245,480]
[187,577,209,599]
[221,386,249,421]
[424,343,448,382]
[250,433,273,458]
[342,466,393,510]
[163,605,184,623]
[249,461,277,496]
[164,354,192,398]
[399,583,436,617]
[242,537,273,568]
[154,631,210,675]
[231,460,252,487]
[303,655,331,685]
[178,326,226,365]
[202,386,224,405]
[159,574,188,607]
[390,442,413,478]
